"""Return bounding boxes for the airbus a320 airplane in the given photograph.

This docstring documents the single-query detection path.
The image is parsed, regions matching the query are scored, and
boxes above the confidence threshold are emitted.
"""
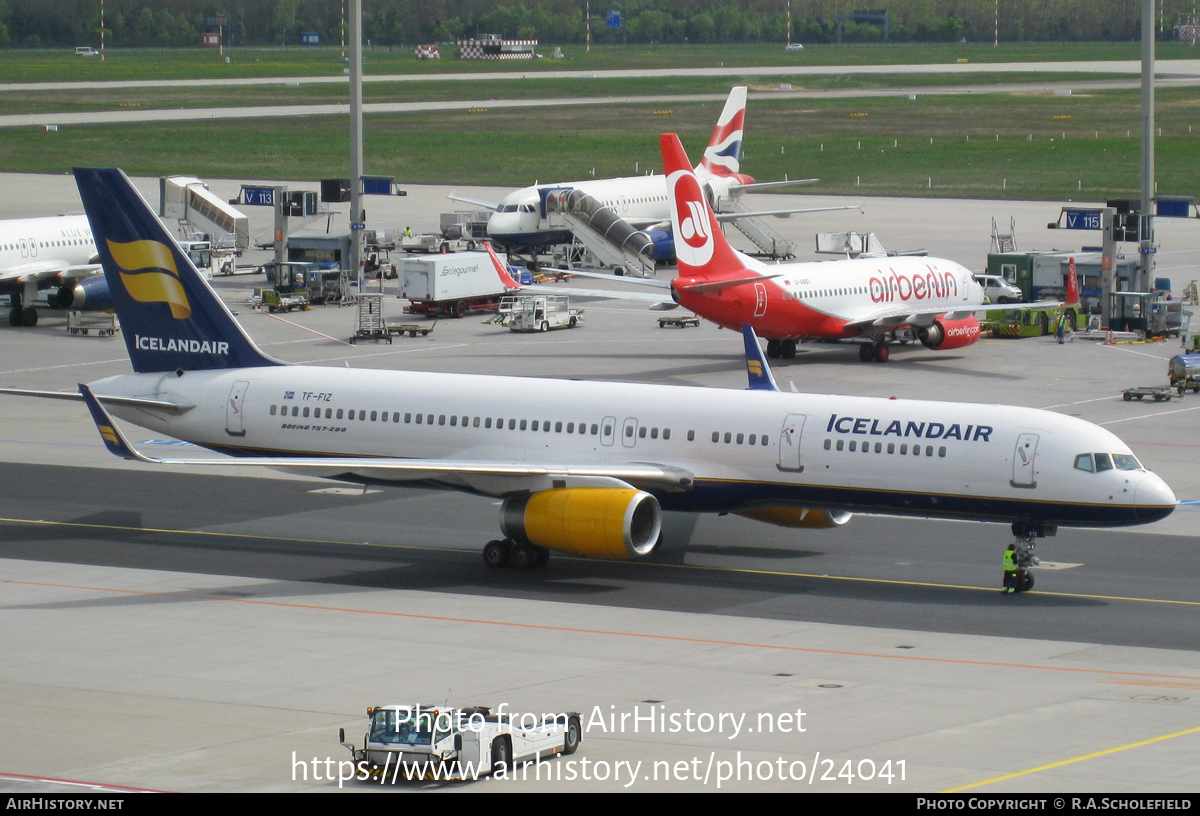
[455,86,839,260]
[0,214,98,326]
[2,167,1174,589]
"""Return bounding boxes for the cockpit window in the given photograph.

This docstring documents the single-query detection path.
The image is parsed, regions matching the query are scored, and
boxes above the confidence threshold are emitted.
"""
[519,204,535,213]
[1112,453,1142,471]
[1073,454,1094,472]
[1094,453,1113,472]
[500,204,519,213]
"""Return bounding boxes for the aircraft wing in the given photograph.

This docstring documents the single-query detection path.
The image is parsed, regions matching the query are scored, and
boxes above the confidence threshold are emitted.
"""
[844,298,1074,333]
[714,203,862,222]
[447,189,500,210]
[78,384,692,495]
[523,267,677,310]
[0,259,92,285]
[841,304,977,332]
[728,179,819,192]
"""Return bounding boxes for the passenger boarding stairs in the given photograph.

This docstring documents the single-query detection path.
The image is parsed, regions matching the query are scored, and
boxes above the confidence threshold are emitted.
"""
[721,201,795,259]
[542,188,655,277]
[161,176,251,253]
[992,217,1017,254]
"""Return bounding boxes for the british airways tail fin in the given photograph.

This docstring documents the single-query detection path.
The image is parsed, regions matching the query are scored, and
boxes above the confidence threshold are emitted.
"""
[661,134,749,279]
[698,86,747,178]
[73,167,281,374]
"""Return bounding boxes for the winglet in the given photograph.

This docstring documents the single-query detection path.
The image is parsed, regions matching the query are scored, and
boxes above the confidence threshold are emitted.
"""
[79,383,157,462]
[1066,257,1080,308]
[484,241,521,289]
[742,324,780,392]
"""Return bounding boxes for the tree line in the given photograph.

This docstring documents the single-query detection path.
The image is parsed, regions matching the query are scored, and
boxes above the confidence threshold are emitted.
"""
[1,0,1193,49]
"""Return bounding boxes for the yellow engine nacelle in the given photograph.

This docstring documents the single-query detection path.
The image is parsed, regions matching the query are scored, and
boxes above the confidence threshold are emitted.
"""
[736,507,853,529]
[501,488,662,559]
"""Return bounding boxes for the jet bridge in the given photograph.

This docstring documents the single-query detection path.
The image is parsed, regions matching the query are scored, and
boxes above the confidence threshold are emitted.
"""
[160,176,250,254]
[540,187,655,277]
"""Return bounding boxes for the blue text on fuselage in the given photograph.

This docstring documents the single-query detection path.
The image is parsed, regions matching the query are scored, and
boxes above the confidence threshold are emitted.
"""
[826,413,993,442]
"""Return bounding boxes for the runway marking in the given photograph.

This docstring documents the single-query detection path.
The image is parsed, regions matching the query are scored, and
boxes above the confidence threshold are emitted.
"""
[2,515,1199,608]
[252,309,355,346]
[1040,395,1119,409]
[1101,679,1200,690]
[943,724,1200,792]
[1099,404,1200,425]
[5,572,1200,684]
[1101,344,1174,361]
[0,771,166,792]
[0,357,127,376]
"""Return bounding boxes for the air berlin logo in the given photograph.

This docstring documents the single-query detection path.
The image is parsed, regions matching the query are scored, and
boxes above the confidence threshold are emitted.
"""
[670,172,714,267]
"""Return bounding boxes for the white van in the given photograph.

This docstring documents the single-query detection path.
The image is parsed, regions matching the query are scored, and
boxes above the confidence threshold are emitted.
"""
[974,274,1023,304]
[74,46,99,56]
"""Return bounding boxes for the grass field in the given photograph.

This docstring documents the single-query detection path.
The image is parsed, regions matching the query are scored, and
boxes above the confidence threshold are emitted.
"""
[0,41,1195,202]
[1,41,1195,84]
[1,87,1195,201]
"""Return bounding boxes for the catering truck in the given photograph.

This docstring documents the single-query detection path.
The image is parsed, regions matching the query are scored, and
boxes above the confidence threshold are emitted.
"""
[339,703,582,781]
[399,252,518,318]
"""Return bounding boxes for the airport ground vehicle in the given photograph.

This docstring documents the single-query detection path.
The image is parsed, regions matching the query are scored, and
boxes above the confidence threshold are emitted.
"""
[507,294,581,332]
[974,274,1023,304]
[339,704,581,780]
[1168,354,1200,394]
[400,252,517,317]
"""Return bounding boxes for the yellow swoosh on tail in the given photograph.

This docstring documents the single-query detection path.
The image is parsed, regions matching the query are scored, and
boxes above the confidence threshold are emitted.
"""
[107,239,191,319]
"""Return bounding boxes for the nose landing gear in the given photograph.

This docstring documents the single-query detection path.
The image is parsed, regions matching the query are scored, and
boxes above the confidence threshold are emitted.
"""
[1003,522,1052,594]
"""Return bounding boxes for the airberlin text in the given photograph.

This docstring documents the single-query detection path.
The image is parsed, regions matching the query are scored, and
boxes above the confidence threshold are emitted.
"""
[135,334,229,355]
[827,414,993,442]
[870,267,958,304]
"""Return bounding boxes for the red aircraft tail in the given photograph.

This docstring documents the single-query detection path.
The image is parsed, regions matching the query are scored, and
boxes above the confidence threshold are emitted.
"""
[484,241,521,289]
[660,133,749,280]
[1066,257,1080,308]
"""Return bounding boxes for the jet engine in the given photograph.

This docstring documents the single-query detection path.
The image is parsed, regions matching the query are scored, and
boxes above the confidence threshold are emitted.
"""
[645,229,675,261]
[501,488,662,559]
[736,507,852,529]
[55,275,114,312]
[917,316,981,350]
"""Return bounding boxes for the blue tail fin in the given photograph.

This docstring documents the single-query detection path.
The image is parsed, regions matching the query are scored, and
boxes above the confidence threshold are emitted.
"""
[73,167,281,373]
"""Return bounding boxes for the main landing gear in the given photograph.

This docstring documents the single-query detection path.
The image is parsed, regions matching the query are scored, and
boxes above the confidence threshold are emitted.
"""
[765,339,796,359]
[1003,522,1049,594]
[858,339,889,363]
[7,295,38,327]
[483,538,550,570]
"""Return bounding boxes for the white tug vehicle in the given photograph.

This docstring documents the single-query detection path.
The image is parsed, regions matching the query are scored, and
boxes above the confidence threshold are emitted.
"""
[339,703,582,781]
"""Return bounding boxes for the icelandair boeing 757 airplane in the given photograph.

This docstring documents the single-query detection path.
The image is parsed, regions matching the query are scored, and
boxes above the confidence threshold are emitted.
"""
[3,168,1175,586]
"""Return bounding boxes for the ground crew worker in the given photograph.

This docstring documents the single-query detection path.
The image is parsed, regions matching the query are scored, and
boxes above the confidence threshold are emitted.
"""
[1056,312,1066,344]
[1002,544,1018,593]
[403,226,412,238]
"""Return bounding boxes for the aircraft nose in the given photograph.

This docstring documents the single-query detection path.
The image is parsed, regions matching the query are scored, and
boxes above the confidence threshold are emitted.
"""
[1135,474,1177,522]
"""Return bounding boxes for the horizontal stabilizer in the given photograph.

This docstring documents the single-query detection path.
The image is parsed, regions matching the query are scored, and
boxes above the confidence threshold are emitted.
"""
[0,387,193,413]
[679,273,780,294]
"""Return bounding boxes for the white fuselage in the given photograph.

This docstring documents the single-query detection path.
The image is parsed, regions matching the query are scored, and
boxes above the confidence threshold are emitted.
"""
[675,254,987,340]
[488,173,739,250]
[0,215,97,289]
[91,365,1175,528]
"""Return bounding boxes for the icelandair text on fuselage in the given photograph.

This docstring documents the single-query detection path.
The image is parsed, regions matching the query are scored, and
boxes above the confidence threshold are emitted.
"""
[826,413,993,442]
[135,334,229,355]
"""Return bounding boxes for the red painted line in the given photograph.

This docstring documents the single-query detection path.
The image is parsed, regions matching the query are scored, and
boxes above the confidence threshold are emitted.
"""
[6,578,1200,684]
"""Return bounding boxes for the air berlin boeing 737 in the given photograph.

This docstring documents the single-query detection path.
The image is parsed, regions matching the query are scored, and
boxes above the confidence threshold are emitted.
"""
[581,134,1077,363]
[0,167,1169,591]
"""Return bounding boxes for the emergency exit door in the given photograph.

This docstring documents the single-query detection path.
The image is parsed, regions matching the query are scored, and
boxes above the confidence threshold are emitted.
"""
[777,414,806,472]
[225,381,249,437]
[1011,433,1039,488]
